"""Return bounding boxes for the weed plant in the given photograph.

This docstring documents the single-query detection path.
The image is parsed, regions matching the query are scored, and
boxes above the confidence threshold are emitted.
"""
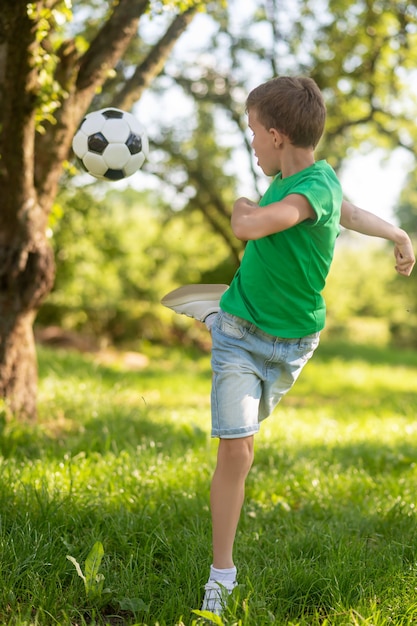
[0,339,417,625]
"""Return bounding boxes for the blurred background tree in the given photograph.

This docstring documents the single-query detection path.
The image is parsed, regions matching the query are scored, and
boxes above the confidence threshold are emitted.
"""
[41,0,416,348]
[41,185,230,346]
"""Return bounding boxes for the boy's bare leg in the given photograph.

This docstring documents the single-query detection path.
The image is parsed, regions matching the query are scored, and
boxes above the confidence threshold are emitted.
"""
[210,435,255,569]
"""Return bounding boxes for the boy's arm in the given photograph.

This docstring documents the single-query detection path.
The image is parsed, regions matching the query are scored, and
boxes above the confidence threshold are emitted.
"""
[340,200,415,277]
[231,195,315,241]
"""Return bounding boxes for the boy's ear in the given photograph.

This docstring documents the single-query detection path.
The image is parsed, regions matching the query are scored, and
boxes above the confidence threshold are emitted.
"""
[270,127,284,147]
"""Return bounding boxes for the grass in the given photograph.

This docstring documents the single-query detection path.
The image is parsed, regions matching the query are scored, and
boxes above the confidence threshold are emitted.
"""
[1,337,417,625]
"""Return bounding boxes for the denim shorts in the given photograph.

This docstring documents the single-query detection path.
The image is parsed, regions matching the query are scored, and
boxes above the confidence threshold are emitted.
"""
[210,310,320,439]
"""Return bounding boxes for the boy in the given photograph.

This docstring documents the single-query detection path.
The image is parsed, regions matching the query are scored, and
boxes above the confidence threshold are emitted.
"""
[162,76,415,615]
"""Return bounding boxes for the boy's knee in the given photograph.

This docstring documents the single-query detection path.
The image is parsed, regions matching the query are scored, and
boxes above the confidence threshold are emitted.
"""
[219,436,254,473]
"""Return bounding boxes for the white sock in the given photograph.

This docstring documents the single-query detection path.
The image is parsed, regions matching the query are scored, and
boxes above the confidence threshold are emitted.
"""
[204,312,217,331]
[208,565,237,584]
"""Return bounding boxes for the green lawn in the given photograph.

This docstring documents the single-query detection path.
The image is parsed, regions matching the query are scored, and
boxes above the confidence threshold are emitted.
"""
[1,338,417,625]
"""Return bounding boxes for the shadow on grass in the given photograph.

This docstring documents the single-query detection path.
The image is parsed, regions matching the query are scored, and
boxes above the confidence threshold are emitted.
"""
[316,337,417,368]
[1,345,212,462]
[37,342,212,390]
[0,403,209,461]
[255,438,417,489]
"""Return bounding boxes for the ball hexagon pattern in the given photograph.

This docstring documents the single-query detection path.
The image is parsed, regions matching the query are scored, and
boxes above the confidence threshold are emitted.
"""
[72,108,149,181]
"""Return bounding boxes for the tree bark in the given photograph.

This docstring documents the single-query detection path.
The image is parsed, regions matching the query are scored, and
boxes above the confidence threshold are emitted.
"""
[0,311,39,420]
[0,236,55,420]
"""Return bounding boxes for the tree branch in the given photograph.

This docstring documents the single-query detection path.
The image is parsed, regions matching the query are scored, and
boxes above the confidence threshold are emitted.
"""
[112,6,198,110]
[76,0,150,94]
[35,1,197,209]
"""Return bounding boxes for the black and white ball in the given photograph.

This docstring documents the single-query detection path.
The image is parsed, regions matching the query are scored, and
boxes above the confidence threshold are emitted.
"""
[72,108,149,181]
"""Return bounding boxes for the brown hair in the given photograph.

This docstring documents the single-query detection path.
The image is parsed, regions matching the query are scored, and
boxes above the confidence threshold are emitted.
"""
[246,76,326,148]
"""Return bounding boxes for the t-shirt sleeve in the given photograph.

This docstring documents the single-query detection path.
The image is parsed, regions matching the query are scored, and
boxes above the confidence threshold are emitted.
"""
[288,171,339,225]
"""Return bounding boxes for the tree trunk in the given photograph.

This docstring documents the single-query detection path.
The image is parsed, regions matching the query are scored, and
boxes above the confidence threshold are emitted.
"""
[0,236,55,420]
[0,2,56,419]
[0,310,38,420]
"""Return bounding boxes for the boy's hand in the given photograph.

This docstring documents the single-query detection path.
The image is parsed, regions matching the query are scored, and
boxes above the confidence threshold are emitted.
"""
[233,197,259,212]
[393,235,416,276]
[340,201,415,277]
[231,195,315,240]
[231,197,259,241]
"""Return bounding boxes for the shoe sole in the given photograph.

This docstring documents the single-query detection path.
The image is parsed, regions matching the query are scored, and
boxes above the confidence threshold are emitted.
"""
[161,284,229,307]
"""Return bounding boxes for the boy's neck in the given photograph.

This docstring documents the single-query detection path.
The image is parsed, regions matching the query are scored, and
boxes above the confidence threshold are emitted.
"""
[280,146,316,178]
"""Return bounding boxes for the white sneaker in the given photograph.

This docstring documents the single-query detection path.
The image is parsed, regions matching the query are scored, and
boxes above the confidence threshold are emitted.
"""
[160,284,229,322]
[201,580,237,615]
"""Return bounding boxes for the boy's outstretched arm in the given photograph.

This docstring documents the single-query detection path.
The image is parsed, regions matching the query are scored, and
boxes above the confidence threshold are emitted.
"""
[340,200,416,277]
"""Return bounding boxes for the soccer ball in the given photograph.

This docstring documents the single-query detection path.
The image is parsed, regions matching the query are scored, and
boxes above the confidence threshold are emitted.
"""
[72,107,149,181]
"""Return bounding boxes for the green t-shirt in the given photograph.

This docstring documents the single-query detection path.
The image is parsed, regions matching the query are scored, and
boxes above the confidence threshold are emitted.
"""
[220,160,342,337]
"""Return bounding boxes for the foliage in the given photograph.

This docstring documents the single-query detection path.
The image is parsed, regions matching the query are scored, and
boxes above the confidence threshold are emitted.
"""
[27,1,73,129]
[324,232,417,348]
[396,168,417,239]
[325,235,405,318]
[140,0,417,190]
[145,102,244,265]
[313,0,417,165]
[40,185,232,343]
[0,340,417,624]
[392,172,417,339]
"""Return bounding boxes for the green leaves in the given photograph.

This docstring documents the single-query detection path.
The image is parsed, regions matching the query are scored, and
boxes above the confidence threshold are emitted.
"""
[67,541,105,600]
[27,1,73,129]
[192,609,225,624]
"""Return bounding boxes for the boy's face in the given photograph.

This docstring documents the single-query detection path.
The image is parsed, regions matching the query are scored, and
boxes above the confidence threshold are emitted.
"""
[248,108,282,176]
